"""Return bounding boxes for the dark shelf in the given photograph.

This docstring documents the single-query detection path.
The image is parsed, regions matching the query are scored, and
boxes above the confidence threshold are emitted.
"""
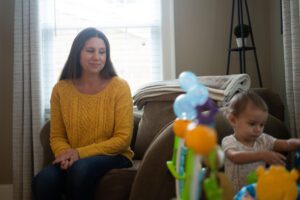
[229,46,255,51]
[226,0,263,87]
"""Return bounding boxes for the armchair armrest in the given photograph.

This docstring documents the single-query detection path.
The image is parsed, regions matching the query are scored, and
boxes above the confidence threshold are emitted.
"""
[129,122,175,200]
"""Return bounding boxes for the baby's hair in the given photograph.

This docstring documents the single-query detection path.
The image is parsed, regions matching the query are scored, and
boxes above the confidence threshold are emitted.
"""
[225,91,268,118]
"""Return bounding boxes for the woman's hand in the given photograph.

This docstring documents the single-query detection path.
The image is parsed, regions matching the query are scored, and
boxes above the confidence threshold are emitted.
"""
[53,148,80,170]
[260,151,286,166]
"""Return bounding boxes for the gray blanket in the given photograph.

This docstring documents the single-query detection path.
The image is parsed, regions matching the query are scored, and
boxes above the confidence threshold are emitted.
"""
[133,74,251,109]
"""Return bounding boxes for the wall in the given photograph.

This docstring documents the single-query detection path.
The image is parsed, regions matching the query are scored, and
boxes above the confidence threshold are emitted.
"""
[0,0,13,185]
[174,0,272,88]
[0,0,285,185]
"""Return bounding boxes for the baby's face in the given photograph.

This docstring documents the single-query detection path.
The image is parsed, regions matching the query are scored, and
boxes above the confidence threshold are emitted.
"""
[233,103,268,146]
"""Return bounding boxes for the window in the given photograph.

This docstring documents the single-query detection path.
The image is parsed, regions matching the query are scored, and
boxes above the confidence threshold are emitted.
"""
[40,0,175,111]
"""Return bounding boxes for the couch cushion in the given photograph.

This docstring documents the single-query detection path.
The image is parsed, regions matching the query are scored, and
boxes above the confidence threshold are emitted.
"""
[134,100,176,159]
[94,160,141,200]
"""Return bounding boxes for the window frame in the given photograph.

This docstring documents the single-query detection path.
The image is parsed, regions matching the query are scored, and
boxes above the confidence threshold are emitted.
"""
[161,0,176,80]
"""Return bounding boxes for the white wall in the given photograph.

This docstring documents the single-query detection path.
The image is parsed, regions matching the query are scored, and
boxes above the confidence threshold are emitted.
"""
[174,0,274,88]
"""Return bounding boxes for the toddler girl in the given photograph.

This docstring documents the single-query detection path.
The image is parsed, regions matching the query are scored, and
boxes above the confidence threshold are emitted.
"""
[222,91,300,193]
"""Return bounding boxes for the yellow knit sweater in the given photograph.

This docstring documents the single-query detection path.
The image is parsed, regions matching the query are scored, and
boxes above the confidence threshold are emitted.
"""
[50,76,134,161]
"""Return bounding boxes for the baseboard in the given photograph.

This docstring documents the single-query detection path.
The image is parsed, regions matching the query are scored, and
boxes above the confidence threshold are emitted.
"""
[0,184,13,200]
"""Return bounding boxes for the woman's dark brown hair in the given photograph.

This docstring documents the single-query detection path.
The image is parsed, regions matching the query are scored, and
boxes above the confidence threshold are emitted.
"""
[59,27,117,80]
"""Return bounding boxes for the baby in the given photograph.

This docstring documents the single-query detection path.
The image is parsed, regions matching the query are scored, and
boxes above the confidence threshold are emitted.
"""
[221,91,300,193]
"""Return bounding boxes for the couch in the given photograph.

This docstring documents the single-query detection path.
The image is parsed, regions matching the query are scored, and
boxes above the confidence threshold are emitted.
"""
[39,88,291,200]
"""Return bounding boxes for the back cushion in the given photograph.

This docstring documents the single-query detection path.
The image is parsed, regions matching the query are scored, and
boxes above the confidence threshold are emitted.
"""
[134,101,176,159]
[130,113,142,152]
[250,88,285,121]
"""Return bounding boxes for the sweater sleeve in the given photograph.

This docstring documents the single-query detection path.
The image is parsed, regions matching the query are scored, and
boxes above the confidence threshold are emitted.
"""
[76,81,133,158]
[50,83,71,157]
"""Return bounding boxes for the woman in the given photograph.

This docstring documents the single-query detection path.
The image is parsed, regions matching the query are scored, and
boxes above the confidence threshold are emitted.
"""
[32,27,134,200]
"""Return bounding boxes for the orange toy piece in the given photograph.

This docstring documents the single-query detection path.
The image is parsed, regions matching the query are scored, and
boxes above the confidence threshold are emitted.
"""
[256,165,299,200]
[185,125,217,155]
[173,119,191,138]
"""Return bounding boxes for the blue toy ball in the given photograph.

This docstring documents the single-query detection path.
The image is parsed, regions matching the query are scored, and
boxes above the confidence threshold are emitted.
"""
[178,71,198,92]
[173,94,197,120]
[295,150,300,168]
[234,184,256,200]
[297,183,300,200]
[186,83,209,107]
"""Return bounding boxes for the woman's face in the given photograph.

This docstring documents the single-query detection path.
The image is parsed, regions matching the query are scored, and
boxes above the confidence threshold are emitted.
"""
[80,37,106,76]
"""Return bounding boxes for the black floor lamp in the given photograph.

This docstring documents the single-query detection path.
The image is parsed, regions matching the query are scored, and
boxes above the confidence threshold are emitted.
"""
[226,0,263,87]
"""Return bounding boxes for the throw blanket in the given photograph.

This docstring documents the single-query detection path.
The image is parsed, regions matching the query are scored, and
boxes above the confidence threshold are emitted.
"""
[133,74,251,109]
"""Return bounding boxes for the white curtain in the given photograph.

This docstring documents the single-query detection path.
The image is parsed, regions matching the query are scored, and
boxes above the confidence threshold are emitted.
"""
[282,0,300,137]
[13,0,44,199]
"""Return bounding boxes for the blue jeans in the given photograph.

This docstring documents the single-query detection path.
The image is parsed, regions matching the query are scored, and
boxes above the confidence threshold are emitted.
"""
[32,155,132,200]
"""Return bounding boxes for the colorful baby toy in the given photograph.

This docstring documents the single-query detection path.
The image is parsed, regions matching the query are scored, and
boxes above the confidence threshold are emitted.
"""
[167,71,223,200]
[168,72,300,200]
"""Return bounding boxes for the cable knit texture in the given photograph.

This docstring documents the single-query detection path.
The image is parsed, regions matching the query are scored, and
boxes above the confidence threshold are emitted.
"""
[50,77,134,161]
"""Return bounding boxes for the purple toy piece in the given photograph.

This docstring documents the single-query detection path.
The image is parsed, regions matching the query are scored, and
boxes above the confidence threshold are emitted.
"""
[196,99,218,125]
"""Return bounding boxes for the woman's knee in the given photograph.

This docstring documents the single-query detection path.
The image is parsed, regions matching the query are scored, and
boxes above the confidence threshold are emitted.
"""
[32,165,65,199]
[67,157,107,188]
[33,165,63,187]
[67,156,130,188]
[67,160,90,186]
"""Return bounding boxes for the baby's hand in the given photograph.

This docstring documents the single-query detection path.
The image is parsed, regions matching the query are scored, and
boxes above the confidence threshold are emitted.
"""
[261,151,286,166]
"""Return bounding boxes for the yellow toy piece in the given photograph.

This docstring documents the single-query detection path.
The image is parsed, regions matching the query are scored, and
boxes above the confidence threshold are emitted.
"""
[256,165,299,200]
[185,125,217,156]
